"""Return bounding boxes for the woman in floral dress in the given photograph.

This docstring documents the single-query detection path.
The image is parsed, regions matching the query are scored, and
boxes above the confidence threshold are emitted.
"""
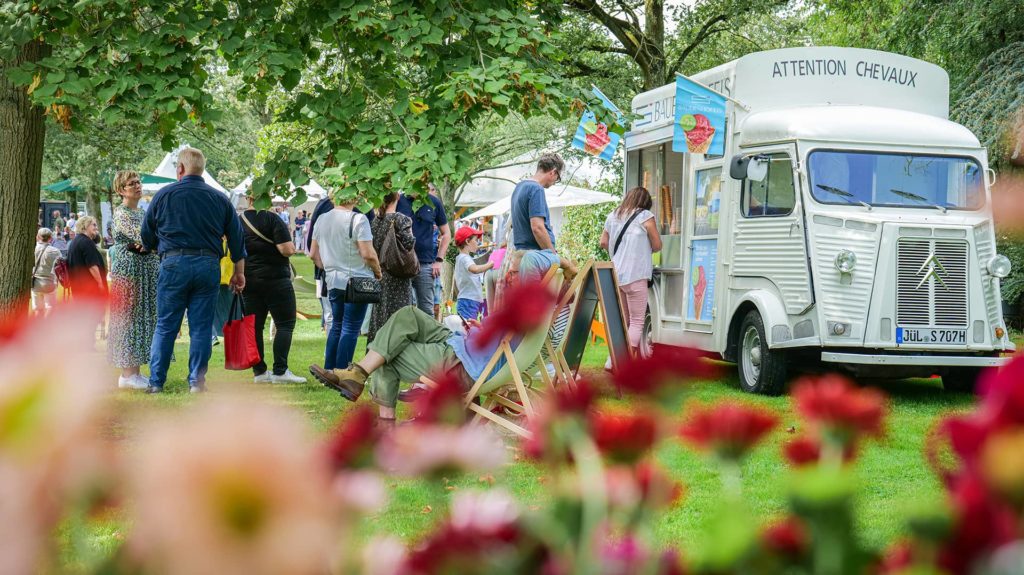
[107,170,159,389]
[368,192,416,341]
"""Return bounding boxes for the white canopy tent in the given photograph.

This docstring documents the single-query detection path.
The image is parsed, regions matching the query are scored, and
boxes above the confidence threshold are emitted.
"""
[455,151,614,207]
[460,184,618,243]
[231,176,328,202]
[142,144,230,195]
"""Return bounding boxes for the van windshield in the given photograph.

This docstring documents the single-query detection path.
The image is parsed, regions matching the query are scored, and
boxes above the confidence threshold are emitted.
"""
[807,150,984,211]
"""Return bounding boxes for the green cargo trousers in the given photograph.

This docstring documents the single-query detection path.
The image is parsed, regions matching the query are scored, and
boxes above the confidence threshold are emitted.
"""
[367,306,466,408]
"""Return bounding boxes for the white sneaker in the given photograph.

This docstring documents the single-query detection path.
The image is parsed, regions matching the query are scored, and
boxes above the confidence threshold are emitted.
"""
[271,369,307,384]
[118,375,149,390]
[253,372,274,384]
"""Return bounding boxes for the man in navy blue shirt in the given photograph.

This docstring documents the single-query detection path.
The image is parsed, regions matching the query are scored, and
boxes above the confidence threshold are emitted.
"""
[368,184,450,315]
[509,153,564,281]
[141,147,246,393]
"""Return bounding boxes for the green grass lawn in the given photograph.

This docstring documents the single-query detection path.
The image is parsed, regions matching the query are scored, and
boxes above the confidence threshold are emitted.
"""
[86,255,1007,560]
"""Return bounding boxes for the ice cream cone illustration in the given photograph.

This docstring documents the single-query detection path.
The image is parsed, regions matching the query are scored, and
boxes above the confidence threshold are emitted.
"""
[680,113,715,155]
[692,265,707,320]
[584,122,612,155]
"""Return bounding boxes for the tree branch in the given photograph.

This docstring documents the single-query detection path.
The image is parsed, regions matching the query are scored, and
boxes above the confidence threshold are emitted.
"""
[566,0,644,57]
[583,43,633,56]
[613,0,642,30]
[667,13,730,77]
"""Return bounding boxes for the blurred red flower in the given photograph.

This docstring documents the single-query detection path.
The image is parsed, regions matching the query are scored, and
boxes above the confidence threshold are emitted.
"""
[678,401,778,460]
[635,461,685,509]
[760,516,807,558]
[553,378,597,415]
[782,436,856,467]
[472,281,556,346]
[792,375,886,445]
[324,406,379,471]
[876,540,914,574]
[612,345,718,397]
[937,475,1018,575]
[591,411,660,464]
[413,372,468,426]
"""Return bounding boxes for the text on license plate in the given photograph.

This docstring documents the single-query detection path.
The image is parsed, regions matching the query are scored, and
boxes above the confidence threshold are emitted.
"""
[896,327,967,345]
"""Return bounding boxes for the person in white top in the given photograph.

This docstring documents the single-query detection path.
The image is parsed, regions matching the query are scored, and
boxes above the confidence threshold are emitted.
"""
[31,227,61,316]
[309,191,382,371]
[600,187,662,357]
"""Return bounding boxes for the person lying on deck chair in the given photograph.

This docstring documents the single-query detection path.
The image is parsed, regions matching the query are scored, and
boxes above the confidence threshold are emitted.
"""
[309,251,577,426]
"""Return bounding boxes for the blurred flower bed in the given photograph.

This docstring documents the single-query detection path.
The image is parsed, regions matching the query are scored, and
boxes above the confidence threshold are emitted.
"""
[3,301,1024,575]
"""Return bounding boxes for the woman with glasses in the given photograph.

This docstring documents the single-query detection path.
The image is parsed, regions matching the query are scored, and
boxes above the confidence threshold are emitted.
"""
[107,170,159,390]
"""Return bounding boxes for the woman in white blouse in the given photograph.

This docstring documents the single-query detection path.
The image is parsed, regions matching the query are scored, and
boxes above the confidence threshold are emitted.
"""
[600,187,662,357]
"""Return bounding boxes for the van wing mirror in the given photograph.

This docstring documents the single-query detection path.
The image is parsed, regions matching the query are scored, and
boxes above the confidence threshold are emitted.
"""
[729,154,769,182]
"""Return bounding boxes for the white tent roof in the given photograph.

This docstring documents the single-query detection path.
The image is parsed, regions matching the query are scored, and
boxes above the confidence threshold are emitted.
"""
[231,176,328,202]
[142,144,229,194]
[455,152,614,207]
[460,184,617,220]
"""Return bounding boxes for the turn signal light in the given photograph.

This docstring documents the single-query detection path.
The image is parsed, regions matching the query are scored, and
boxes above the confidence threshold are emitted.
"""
[995,327,1006,339]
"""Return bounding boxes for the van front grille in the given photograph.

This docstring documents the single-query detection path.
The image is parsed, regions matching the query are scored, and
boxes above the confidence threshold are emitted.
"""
[896,239,968,327]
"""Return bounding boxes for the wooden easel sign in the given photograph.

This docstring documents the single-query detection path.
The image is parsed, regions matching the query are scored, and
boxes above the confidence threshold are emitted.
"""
[561,261,631,374]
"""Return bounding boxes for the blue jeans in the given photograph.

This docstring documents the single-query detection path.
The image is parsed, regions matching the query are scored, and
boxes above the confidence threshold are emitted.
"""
[410,263,435,316]
[149,255,221,388]
[456,298,482,321]
[325,288,369,370]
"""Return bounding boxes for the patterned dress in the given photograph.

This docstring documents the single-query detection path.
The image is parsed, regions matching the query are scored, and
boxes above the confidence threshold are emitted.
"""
[107,206,159,368]
[368,212,416,341]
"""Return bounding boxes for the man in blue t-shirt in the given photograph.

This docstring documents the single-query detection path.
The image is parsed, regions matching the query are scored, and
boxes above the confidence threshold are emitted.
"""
[509,153,564,282]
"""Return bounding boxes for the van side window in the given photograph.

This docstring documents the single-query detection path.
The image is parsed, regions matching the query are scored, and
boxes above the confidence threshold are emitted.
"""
[742,154,795,217]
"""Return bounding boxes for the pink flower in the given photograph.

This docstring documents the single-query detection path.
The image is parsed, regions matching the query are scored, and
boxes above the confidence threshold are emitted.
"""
[612,345,719,398]
[449,488,520,533]
[792,375,886,445]
[413,371,469,426]
[0,305,111,574]
[375,424,506,478]
[127,400,344,575]
[325,405,380,470]
[362,535,408,575]
[472,281,556,346]
[678,400,778,460]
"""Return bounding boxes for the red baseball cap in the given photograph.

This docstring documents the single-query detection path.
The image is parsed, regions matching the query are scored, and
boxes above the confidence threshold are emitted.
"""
[455,226,484,246]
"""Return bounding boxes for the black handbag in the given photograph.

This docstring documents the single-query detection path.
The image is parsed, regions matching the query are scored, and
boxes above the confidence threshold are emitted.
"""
[343,212,382,304]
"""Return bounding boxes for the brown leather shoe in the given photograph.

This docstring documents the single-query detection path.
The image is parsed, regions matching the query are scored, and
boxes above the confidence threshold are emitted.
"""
[309,364,366,402]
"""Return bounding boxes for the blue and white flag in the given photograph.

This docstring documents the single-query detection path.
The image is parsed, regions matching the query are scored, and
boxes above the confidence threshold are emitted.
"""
[572,87,623,162]
[672,75,727,156]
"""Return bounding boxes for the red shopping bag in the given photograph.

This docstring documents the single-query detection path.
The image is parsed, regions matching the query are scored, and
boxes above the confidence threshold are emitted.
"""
[223,293,260,370]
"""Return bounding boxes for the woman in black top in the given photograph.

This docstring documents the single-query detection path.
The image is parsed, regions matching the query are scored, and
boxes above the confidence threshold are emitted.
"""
[239,198,305,384]
[66,216,107,298]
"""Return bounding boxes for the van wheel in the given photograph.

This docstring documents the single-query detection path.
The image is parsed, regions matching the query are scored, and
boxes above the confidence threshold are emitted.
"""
[943,367,982,394]
[738,310,787,395]
[639,309,654,358]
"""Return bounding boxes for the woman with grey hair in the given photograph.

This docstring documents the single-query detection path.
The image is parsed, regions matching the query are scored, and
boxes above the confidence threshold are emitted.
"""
[107,170,159,389]
[31,227,60,315]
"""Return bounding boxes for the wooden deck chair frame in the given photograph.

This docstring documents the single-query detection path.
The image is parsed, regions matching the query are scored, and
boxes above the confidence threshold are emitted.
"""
[459,265,563,438]
[541,259,591,390]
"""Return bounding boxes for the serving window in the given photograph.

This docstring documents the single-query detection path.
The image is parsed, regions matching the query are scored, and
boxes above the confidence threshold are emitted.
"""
[632,143,685,268]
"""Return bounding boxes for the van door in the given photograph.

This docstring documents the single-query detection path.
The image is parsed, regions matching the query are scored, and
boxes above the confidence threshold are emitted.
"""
[730,144,814,315]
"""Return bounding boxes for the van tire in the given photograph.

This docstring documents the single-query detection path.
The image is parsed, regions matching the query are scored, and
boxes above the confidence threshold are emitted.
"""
[737,310,787,395]
[943,367,982,394]
[639,308,654,358]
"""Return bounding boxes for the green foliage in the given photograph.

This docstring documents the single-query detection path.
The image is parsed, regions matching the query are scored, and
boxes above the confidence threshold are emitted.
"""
[997,231,1024,306]
[559,200,615,266]
[950,42,1024,171]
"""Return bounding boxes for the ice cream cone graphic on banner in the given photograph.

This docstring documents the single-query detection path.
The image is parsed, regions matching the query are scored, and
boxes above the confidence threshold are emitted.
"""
[672,75,727,156]
[693,265,707,321]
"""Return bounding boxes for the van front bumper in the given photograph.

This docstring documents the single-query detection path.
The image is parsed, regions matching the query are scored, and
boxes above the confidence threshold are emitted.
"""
[821,351,1009,368]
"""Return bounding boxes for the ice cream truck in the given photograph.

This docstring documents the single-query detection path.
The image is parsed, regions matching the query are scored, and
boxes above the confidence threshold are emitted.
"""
[624,46,1015,394]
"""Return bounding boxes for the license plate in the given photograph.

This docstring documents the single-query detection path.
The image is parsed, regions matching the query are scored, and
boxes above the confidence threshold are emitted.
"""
[896,327,967,345]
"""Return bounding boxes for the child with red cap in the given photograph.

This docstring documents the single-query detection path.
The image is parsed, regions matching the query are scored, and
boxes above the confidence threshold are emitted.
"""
[453,226,493,321]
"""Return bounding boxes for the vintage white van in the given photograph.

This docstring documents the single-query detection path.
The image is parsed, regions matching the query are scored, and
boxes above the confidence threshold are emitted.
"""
[624,47,1015,394]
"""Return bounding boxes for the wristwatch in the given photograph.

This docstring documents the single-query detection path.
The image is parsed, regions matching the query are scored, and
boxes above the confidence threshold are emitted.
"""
[434,257,444,263]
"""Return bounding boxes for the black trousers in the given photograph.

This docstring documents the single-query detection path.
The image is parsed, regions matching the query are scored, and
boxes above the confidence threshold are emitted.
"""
[242,277,297,376]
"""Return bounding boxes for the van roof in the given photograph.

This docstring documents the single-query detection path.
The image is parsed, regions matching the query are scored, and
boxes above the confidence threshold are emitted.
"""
[739,106,980,149]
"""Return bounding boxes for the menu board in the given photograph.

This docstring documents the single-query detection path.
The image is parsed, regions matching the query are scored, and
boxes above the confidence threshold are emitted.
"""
[687,239,717,322]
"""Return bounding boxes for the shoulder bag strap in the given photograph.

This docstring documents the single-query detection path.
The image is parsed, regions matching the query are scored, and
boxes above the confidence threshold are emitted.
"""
[32,246,46,276]
[241,212,275,244]
[612,210,643,256]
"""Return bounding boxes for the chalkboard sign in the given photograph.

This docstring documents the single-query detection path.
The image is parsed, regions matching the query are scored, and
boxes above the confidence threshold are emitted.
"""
[562,261,631,373]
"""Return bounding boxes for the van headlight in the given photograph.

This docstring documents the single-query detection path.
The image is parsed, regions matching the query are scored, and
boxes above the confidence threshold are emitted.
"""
[988,254,1012,278]
[834,250,857,273]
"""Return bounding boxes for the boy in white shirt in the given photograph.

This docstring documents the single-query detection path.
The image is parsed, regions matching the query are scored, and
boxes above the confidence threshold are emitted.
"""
[453,226,493,321]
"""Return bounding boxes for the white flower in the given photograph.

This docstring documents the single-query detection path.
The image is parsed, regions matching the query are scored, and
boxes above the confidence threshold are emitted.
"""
[375,425,507,477]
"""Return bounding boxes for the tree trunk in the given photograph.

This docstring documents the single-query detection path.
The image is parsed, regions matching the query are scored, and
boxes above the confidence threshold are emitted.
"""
[643,0,667,90]
[0,41,49,320]
[86,185,103,231]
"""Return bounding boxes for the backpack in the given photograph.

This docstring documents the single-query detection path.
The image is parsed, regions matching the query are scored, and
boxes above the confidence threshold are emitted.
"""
[54,258,70,287]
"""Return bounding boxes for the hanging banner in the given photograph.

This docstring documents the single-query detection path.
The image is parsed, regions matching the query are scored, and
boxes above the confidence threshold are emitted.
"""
[572,86,623,162]
[672,75,727,156]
